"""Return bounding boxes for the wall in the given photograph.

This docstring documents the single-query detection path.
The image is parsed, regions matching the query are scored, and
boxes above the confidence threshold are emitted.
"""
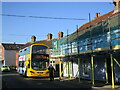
[62,55,107,82]
[16,52,19,67]
[72,58,78,77]
[4,50,17,66]
[0,44,4,61]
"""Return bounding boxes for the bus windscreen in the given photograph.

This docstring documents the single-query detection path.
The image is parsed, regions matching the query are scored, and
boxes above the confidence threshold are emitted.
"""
[31,54,49,70]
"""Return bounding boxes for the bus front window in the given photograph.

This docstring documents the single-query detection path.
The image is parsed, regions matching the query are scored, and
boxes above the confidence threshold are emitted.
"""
[32,54,49,70]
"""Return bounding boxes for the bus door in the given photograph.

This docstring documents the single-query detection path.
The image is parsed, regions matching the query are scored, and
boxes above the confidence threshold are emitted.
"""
[18,56,25,75]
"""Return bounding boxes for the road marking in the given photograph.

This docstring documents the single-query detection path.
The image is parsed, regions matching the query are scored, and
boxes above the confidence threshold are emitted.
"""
[24,78,33,80]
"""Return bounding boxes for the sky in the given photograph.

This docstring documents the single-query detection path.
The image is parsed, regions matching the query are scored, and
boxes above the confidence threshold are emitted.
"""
[1,1,114,44]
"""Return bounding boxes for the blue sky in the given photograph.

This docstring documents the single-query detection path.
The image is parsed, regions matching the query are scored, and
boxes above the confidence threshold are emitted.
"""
[2,2,114,44]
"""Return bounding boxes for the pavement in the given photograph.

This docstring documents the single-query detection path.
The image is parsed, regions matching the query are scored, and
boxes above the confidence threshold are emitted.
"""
[54,77,120,89]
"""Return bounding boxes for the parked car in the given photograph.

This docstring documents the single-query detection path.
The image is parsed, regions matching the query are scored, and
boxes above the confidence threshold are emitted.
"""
[9,66,17,71]
[1,65,10,72]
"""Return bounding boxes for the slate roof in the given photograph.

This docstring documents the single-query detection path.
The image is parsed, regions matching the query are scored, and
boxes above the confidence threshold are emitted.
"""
[2,43,24,50]
[22,38,57,49]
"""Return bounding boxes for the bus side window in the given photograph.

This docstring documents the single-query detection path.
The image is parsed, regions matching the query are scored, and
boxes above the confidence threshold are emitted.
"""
[18,62,21,67]
[19,61,23,67]
[22,61,24,67]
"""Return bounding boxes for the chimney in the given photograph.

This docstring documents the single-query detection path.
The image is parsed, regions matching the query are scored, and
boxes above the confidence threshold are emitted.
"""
[96,13,100,18]
[113,0,120,13]
[58,32,63,39]
[31,35,36,42]
[47,33,52,40]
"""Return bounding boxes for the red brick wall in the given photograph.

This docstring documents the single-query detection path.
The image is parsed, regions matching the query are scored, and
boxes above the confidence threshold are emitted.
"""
[16,52,19,66]
[0,45,4,61]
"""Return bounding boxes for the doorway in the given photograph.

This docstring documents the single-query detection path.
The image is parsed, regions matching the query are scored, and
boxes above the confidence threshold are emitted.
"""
[55,64,63,77]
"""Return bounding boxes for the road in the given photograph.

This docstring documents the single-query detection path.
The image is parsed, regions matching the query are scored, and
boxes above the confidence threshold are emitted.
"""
[1,71,93,89]
[2,71,120,90]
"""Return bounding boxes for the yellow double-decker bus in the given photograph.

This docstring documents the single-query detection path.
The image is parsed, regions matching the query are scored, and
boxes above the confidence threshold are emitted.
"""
[17,44,49,77]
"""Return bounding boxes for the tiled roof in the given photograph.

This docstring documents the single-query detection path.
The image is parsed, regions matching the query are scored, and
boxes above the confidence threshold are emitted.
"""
[2,43,24,50]
[77,10,115,32]
[68,10,120,42]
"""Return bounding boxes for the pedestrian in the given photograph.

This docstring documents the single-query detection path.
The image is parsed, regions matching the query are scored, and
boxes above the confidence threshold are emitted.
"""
[48,64,55,81]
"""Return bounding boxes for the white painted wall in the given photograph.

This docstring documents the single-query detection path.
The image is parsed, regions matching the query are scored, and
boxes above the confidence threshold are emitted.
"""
[73,63,78,77]
[63,62,68,77]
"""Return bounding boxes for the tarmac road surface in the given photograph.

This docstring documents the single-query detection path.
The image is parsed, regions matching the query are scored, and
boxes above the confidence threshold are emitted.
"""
[2,71,92,89]
[1,71,120,89]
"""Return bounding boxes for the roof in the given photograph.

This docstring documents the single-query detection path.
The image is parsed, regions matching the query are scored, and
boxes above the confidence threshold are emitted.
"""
[68,10,120,42]
[78,10,114,32]
[77,10,120,32]
[22,38,58,49]
[2,43,24,50]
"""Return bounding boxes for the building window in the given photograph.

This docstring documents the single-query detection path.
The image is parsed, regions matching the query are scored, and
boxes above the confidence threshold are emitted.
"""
[83,60,90,77]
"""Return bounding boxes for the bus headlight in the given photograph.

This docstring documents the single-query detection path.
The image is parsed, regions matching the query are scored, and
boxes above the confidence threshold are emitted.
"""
[30,71,35,73]
[46,71,49,74]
